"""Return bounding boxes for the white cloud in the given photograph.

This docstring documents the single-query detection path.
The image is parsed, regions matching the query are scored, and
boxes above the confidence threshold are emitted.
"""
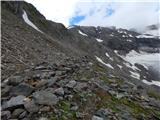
[25,0,79,27]
[76,1,159,31]
[25,0,159,31]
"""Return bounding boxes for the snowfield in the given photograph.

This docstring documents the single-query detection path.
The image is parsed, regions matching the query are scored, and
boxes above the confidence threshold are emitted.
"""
[136,34,155,38]
[78,30,88,36]
[142,79,160,87]
[130,71,140,79]
[22,10,43,33]
[124,50,160,73]
[96,38,103,42]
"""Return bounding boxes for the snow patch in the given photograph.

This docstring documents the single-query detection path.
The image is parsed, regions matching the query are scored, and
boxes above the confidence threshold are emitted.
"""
[122,35,126,37]
[96,38,103,42]
[67,26,75,29]
[78,30,88,36]
[114,50,122,58]
[114,50,118,54]
[95,56,114,69]
[136,34,155,38]
[105,52,110,58]
[110,34,114,37]
[117,29,123,34]
[117,64,123,69]
[142,79,160,87]
[105,52,114,61]
[128,34,133,37]
[126,39,132,42]
[130,71,140,79]
[22,10,42,33]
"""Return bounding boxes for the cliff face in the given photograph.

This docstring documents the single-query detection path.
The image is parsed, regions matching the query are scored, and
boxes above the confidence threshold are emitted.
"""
[1,1,160,120]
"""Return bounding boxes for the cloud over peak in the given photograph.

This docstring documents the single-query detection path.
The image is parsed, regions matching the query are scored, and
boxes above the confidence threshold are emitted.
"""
[25,0,159,31]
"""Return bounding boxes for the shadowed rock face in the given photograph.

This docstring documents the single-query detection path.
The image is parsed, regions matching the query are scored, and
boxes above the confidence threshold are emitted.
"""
[1,1,160,120]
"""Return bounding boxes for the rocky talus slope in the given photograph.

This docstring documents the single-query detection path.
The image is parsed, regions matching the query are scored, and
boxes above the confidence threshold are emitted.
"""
[1,1,160,120]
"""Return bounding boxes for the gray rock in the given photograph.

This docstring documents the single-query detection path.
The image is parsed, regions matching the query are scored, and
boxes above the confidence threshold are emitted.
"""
[116,93,126,99]
[36,80,48,88]
[71,105,78,111]
[34,65,48,70]
[2,95,26,110]
[8,76,24,86]
[149,98,160,108]
[33,91,59,105]
[39,106,50,112]
[54,87,64,96]
[12,108,25,118]
[47,77,57,87]
[40,72,55,79]
[22,118,30,120]
[10,83,34,96]
[76,112,83,118]
[19,111,27,119]
[95,108,111,119]
[94,81,109,91]
[1,85,11,97]
[39,117,49,120]
[64,67,73,73]
[92,115,104,120]
[45,88,55,94]
[24,100,39,113]
[74,82,87,91]
[56,79,69,87]
[56,71,65,76]
[65,80,77,88]
[1,110,11,119]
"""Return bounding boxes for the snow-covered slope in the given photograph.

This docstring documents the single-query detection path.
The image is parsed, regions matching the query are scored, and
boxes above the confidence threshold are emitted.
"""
[22,10,43,33]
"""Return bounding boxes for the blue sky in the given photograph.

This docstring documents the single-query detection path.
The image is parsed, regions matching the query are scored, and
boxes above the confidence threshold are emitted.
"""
[69,15,86,25]
[25,0,159,31]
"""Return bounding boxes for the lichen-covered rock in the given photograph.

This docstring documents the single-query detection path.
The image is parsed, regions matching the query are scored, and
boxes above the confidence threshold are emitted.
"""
[33,91,59,105]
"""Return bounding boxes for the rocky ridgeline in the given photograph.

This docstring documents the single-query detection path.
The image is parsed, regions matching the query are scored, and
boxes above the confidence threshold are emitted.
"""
[1,57,160,120]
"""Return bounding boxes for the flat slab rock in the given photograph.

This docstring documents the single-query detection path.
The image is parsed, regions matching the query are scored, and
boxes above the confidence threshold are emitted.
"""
[10,83,34,96]
[2,95,26,110]
[92,115,104,120]
[33,91,59,105]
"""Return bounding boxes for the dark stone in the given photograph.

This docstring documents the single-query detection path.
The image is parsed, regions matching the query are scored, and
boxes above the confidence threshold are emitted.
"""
[10,83,34,96]
[1,110,11,119]
[12,108,25,118]
[8,76,24,86]
[1,85,11,97]
[19,111,27,119]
